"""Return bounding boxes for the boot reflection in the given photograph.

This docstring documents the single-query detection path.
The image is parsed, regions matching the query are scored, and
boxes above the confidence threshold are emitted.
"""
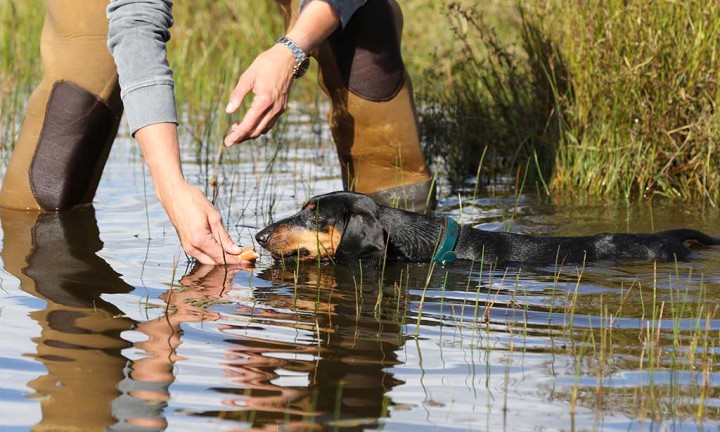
[0,208,134,431]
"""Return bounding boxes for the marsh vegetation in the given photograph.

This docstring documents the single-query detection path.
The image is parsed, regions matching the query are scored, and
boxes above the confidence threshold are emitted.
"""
[1,0,719,430]
[420,1,720,203]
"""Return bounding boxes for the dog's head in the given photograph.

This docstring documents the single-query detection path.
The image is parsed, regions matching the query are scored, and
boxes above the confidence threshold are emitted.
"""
[256,192,387,263]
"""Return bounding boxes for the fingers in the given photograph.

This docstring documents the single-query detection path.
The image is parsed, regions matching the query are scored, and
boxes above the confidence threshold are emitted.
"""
[209,216,258,263]
[251,106,283,139]
[224,95,286,146]
[180,231,226,265]
[182,233,253,266]
[223,97,273,146]
[225,74,253,114]
[208,213,243,255]
[178,208,256,266]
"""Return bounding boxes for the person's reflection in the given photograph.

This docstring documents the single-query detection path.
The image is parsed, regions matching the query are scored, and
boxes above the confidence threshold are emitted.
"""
[1,207,212,431]
[269,264,407,426]
[1,208,136,431]
[2,206,415,432]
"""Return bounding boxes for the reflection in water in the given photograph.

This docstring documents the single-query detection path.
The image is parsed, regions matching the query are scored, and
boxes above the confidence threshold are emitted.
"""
[0,205,419,430]
[4,204,719,430]
[174,263,412,430]
[1,208,170,431]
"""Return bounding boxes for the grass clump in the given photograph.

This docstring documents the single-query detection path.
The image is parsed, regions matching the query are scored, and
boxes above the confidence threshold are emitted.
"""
[550,0,720,203]
[420,1,720,203]
[418,3,565,189]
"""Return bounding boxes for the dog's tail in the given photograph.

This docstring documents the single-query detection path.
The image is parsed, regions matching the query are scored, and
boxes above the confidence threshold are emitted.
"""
[667,229,720,247]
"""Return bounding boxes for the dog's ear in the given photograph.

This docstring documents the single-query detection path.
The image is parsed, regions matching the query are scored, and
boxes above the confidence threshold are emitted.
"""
[335,207,386,264]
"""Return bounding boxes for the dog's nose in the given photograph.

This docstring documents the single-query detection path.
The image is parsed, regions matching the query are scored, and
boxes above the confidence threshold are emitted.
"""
[255,229,270,247]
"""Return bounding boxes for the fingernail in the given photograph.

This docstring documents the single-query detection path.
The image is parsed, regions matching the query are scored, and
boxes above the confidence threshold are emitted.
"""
[225,102,235,113]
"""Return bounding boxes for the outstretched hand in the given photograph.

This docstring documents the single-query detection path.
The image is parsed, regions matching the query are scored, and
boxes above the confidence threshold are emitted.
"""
[157,181,257,265]
[223,44,296,146]
[223,1,341,145]
[135,123,257,266]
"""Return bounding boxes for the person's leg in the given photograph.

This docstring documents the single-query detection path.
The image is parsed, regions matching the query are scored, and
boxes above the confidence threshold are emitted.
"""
[280,0,434,212]
[0,0,122,211]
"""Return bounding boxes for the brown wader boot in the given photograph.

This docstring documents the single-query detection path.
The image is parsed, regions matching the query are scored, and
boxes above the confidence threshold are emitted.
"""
[0,0,122,211]
[278,0,435,213]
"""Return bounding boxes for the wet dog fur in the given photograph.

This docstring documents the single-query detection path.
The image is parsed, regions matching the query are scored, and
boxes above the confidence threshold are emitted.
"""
[256,192,720,267]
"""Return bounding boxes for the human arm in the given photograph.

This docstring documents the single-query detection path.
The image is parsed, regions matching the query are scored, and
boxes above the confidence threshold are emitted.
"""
[107,0,178,134]
[136,124,257,264]
[107,1,255,264]
[223,0,366,146]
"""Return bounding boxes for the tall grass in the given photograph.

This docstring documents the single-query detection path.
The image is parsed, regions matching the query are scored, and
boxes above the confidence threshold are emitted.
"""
[548,0,720,203]
[418,3,564,189]
[0,1,42,159]
[3,0,719,204]
[420,1,720,204]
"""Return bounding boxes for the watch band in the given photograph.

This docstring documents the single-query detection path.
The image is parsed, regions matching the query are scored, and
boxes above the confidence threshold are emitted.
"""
[276,36,310,78]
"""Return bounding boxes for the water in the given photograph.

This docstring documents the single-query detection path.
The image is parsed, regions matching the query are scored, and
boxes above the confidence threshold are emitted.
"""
[1,132,719,431]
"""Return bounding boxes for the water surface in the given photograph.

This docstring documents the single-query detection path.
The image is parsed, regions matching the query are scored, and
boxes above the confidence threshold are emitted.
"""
[1,133,719,431]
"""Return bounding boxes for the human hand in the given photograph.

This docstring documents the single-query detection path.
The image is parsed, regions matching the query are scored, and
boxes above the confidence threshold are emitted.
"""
[223,44,296,146]
[156,180,258,265]
[135,123,257,266]
[179,263,251,296]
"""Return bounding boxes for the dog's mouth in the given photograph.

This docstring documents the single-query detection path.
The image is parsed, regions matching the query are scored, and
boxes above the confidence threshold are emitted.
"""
[260,226,341,263]
[270,247,313,261]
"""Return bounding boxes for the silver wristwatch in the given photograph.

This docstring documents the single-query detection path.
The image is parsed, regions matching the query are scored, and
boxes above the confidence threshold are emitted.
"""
[276,36,310,78]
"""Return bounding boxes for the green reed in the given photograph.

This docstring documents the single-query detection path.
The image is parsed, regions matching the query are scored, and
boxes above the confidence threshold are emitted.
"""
[419,1,720,204]
[555,262,719,425]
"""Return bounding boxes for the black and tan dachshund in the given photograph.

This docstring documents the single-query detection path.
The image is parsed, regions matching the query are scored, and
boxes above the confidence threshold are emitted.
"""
[256,191,720,267]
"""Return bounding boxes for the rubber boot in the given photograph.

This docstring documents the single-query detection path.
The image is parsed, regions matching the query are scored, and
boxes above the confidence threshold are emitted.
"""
[279,0,435,213]
[0,0,122,211]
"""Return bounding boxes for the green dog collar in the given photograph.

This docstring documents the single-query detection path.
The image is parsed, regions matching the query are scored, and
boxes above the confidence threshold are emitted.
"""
[433,216,460,265]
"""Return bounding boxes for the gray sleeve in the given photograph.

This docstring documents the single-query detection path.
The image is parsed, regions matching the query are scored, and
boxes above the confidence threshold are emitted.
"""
[107,0,178,135]
[301,0,368,28]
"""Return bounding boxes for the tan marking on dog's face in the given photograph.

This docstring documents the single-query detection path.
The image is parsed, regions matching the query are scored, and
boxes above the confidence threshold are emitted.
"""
[263,225,342,260]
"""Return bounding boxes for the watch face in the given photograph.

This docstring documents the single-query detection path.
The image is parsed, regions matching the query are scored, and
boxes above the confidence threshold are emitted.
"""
[295,57,310,78]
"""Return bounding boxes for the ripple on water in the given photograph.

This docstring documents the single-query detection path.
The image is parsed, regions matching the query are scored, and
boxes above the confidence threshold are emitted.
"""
[1,137,719,430]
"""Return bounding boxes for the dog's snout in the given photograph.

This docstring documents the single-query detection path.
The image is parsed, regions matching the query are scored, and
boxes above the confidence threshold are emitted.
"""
[255,229,271,246]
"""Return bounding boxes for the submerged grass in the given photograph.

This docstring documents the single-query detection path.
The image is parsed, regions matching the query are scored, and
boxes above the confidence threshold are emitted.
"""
[343,184,718,426]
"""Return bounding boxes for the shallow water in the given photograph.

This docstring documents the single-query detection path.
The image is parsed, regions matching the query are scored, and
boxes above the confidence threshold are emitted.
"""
[1,133,719,431]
